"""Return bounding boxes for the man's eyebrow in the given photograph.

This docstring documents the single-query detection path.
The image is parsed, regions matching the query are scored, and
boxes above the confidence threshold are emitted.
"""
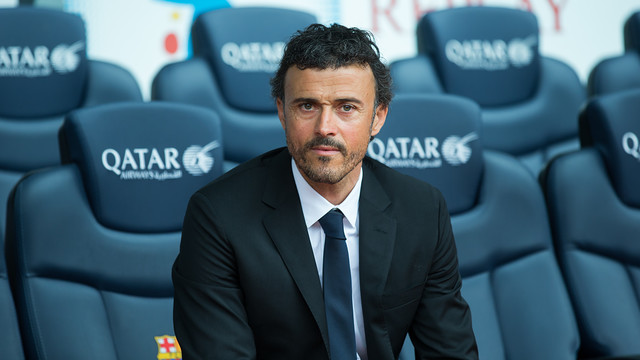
[291,97,365,105]
[335,98,364,105]
[291,97,318,104]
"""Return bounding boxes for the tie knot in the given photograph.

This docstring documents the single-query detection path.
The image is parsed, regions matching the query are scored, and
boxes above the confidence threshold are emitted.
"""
[319,209,346,240]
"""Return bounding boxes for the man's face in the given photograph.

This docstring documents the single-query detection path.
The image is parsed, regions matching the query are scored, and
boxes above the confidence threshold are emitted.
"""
[277,64,387,187]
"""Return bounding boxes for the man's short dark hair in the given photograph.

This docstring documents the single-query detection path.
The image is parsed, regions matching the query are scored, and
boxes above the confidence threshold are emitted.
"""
[271,23,393,108]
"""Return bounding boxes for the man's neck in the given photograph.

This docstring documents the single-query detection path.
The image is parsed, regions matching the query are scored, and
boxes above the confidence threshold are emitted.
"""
[297,162,363,206]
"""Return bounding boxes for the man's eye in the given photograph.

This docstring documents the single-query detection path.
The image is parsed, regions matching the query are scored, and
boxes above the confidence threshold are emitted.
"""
[301,103,313,110]
[342,104,354,112]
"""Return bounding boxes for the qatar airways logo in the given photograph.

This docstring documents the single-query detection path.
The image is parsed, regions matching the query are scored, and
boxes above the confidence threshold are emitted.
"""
[445,35,537,71]
[0,41,84,77]
[220,41,285,72]
[101,140,220,181]
[622,132,640,161]
[368,132,478,169]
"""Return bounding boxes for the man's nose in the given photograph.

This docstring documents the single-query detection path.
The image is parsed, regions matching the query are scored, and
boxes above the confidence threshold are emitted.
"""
[315,108,338,137]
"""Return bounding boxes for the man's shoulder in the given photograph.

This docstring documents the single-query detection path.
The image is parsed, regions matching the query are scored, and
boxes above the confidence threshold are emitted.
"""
[363,156,445,203]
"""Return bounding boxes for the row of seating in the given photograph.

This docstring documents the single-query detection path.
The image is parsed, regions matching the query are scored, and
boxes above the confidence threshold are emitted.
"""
[0,5,308,360]
[380,91,640,360]
[5,101,223,359]
[152,6,316,170]
[1,4,640,359]
[389,6,584,176]
[0,7,143,245]
[150,5,640,176]
[541,89,640,359]
[588,11,640,96]
[4,90,639,360]
[1,8,146,358]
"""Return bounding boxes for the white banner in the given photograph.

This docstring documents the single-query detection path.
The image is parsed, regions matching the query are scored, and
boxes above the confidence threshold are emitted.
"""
[52,0,640,98]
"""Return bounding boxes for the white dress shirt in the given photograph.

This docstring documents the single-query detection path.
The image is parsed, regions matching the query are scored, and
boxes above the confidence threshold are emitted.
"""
[291,159,367,360]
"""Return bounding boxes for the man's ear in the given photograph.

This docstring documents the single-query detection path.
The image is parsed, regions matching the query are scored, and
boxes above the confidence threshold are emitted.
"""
[370,104,388,136]
[276,97,286,129]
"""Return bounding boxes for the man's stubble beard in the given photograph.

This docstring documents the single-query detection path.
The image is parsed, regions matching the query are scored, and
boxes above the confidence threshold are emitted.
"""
[286,134,364,184]
[284,105,377,185]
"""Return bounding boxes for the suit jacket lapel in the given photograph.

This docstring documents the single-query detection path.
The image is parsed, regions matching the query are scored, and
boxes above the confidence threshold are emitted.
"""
[359,161,397,355]
[260,153,397,356]
[261,150,330,352]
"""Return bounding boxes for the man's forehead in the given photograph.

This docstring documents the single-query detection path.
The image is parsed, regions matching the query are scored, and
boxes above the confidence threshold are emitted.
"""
[282,65,375,98]
[284,63,373,77]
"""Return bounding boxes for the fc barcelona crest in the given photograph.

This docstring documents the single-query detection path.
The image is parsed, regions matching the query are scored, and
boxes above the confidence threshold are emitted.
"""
[155,335,182,360]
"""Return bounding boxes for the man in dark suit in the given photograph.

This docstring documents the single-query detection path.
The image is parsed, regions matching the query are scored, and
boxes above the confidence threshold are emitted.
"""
[172,23,478,359]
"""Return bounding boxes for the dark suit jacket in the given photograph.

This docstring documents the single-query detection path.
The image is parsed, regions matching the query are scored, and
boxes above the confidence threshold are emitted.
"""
[173,147,477,359]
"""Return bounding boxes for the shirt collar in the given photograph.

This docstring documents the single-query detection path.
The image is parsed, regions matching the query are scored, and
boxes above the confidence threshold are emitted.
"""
[291,158,361,229]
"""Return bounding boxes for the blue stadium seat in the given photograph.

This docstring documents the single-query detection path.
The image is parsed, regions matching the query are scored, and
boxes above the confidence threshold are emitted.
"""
[588,11,640,96]
[373,94,579,360]
[541,89,640,358]
[390,6,585,176]
[152,7,316,170]
[0,235,23,359]
[0,7,142,248]
[5,102,223,359]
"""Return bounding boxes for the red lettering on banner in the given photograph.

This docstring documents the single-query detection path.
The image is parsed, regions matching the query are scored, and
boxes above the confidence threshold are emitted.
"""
[372,0,402,32]
[520,0,533,11]
[547,0,567,32]
[371,0,564,35]
[520,0,567,32]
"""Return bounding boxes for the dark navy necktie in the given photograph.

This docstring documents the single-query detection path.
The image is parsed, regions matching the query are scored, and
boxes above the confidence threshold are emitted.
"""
[319,208,356,360]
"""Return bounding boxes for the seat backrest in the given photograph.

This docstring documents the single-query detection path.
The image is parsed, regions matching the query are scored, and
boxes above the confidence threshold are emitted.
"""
[390,6,585,176]
[152,7,316,168]
[588,10,640,96]
[624,10,640,52]
[0,7,142,247]
[0,233,24,359]
[370,94,579,360]
[5,102,223,359]
[541,88,640,358]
